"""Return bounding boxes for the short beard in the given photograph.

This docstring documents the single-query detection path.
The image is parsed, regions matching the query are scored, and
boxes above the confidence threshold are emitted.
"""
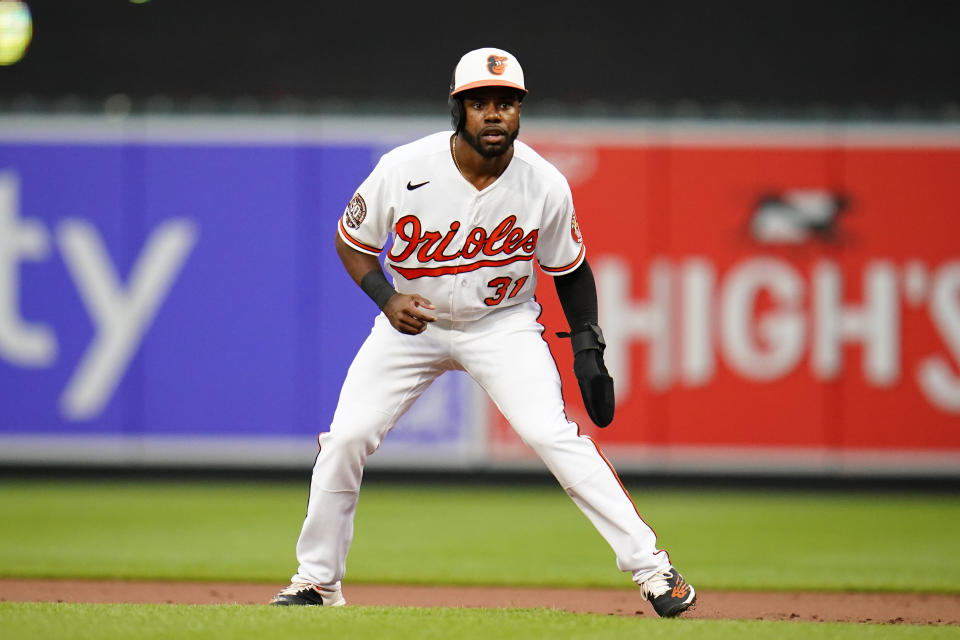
[460,125,519,159]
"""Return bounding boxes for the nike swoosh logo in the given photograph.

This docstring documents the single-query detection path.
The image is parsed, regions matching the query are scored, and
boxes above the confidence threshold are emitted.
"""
[407,180,430,190]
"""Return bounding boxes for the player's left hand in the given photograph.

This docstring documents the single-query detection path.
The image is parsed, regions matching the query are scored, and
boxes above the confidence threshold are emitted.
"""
[558,323,615,427]
[573,348,615,427]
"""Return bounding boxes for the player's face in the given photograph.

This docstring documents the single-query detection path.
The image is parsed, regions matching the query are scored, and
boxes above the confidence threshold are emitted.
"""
[459,87,522,158]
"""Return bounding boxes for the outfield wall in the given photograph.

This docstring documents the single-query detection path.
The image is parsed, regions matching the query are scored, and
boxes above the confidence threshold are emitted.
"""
[1,115,958,475]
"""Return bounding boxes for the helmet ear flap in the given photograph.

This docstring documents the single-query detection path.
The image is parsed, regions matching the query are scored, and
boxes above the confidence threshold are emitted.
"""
[450,97,464,132]
[448,72,464,132]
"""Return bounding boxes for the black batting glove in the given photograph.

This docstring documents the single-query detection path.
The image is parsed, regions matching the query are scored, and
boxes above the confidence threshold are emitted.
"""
[557,323,615,428]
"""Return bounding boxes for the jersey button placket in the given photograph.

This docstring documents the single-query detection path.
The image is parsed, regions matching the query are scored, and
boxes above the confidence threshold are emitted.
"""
[452,196,483,318]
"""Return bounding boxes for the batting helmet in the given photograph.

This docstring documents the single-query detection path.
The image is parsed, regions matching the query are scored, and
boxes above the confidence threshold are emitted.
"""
[449,47,527,131]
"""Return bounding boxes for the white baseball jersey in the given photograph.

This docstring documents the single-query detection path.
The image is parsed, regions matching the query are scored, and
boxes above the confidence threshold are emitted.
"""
[337,131,585,321]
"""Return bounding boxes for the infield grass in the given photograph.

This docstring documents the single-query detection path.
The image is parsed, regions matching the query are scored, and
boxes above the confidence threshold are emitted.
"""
[0,480,958,593]
[2,603,958,640]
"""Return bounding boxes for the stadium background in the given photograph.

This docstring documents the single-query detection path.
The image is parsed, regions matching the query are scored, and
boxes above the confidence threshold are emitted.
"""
[1,0,958,479]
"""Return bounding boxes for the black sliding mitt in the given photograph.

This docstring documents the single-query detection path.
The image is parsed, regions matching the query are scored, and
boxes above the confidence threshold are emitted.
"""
[557,323,615,428]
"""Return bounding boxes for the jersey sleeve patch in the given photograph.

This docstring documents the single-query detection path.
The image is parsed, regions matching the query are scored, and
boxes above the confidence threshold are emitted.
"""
[344,193,367,229]
[571,210,583,244]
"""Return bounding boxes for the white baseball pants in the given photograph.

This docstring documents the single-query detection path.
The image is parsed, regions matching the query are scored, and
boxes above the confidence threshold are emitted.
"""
[292,300,671,589]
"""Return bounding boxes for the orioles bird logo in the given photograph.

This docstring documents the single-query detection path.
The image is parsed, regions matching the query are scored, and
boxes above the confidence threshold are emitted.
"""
[487,55,508,75]
[570,212,583,244]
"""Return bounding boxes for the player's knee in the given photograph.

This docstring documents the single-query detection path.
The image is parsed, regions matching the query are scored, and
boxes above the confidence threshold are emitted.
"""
[511,416,581,458]
[321,428,382,458]
[515,426,563,455]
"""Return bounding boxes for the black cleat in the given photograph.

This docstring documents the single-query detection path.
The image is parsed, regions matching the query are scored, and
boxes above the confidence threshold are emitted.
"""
[639,568,697,618]
[269,583,346,607]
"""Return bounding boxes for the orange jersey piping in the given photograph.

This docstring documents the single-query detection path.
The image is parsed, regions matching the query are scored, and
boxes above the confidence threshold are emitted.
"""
[540,245,586,274]
[338,218,382,255]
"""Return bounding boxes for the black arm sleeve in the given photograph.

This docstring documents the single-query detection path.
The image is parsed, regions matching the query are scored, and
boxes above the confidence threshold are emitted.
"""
[553,259,598,331]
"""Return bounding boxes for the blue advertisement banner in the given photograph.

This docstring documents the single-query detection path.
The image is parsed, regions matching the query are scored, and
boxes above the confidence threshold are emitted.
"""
[0,130,479,465]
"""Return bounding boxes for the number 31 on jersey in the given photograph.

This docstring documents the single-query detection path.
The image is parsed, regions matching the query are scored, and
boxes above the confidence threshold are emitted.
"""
[484,276,529,306]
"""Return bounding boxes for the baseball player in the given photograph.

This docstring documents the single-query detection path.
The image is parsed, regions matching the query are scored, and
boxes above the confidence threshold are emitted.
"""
[270,47,696,618]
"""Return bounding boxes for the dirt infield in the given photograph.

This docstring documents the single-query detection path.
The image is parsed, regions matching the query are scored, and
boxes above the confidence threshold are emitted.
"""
[2,579,958,625]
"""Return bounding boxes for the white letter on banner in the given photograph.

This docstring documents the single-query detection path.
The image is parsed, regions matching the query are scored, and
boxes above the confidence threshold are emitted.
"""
[595,256,672,398]
[56,218,198,420]
[680,258,716,386]
[721,257,805,380]
[917,262,960,412]
[0,172,57,367]
[813,260,899,385]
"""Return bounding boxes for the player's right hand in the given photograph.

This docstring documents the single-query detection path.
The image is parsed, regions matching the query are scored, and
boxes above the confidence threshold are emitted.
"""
[383,293,437,335]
